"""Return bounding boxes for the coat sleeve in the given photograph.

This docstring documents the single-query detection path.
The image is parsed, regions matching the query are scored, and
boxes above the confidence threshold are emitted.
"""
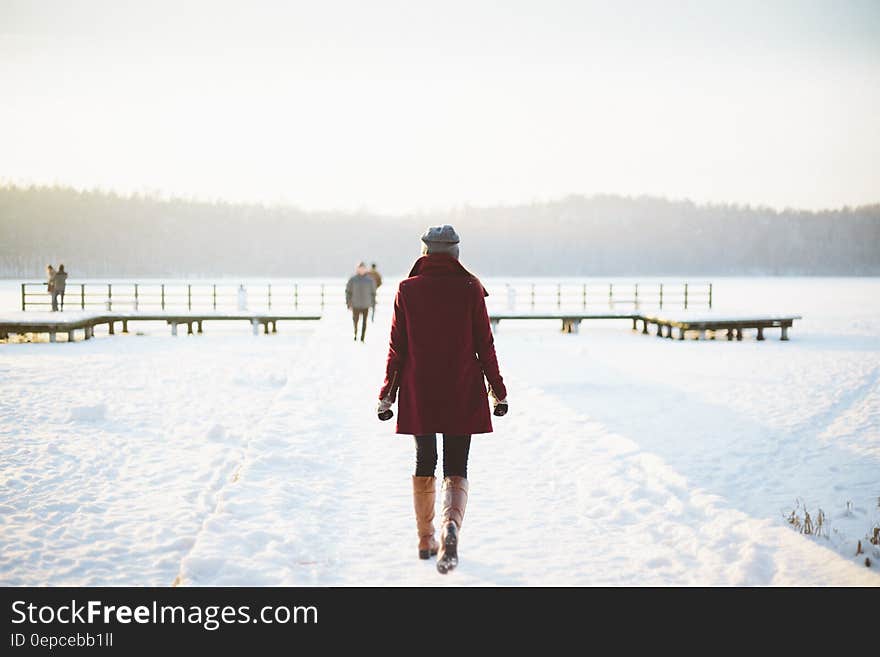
[379,284,406,401]
[345,278,352,307]
[472,282,507,401]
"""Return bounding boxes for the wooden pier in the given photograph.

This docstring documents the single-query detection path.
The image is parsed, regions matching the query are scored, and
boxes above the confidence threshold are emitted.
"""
[0,310,800,344]
[5,279,800,344]
[0,312,320,343]
[636,313,801,341]
[488,312,801,341]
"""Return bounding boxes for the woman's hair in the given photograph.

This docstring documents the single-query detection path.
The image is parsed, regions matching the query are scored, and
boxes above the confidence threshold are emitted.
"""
[421,242,460,259]
[58,264,65,272]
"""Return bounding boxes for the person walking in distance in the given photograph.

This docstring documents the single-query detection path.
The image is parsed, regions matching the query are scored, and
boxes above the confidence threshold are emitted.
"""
[46,265,56,311]
[346,262,377,342]
[53,264,68,312]
[367,263,383,322]
[377,225,508,574]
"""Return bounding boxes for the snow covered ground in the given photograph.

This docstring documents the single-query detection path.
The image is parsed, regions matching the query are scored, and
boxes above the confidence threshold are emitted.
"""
[1,277,878,586]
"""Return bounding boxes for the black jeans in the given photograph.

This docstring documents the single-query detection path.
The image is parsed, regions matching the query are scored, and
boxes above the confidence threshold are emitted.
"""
[414,434,471,478]
[352,308,368,340]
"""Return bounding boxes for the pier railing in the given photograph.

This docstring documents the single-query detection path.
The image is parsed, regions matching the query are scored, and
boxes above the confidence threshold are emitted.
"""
[21,282,343,312]
[486,282,712,312]
[21,280,711,313]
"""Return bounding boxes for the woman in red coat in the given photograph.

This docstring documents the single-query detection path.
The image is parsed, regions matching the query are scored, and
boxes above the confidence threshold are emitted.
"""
[378,225,507,574]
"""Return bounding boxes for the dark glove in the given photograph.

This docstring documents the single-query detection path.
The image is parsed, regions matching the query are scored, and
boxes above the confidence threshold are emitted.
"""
[377,397,394,421]
[489,387,508,417]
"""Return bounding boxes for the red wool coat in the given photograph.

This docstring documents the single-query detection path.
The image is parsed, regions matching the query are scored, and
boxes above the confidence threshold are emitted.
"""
[379,254,507,435]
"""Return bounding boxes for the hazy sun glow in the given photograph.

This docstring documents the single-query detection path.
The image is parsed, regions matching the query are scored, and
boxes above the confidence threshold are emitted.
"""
[1,0,878,212]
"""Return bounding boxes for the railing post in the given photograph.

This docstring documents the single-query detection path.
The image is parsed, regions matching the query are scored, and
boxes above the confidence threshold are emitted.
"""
[268,283,272,311]
[213,284,217,310]
[659,283,663,310]
[708,283,713,309]
[531,284,535,310]
[161,284,165,310]
[321,284,325,310]
[187,284,192,310]
[134,283,139,311]
[21,283,25,311]
[557,284,561,310]
[108,283,112,311]
[582,283,587,310]
[684,283,689,310]
[294,283,299,310]
[81,284,85,309]
[608,283,613,308]
[634,283,639,308]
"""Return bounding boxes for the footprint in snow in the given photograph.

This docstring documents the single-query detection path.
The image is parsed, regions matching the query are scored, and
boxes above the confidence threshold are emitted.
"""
[68,404,107,423]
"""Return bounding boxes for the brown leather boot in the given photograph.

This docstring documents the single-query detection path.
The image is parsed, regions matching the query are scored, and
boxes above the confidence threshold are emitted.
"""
[413,476,439,559]
[437,476,468,574]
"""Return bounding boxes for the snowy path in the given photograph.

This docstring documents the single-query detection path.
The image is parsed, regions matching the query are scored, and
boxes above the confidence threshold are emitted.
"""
[173,310,877,586]
[1,301,878,586]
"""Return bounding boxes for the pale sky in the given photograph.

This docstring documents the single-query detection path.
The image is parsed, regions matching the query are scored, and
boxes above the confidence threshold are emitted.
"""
[1,0,878,213]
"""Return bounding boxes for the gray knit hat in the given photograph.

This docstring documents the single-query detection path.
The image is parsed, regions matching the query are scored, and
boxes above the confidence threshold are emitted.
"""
[420,224,460,258]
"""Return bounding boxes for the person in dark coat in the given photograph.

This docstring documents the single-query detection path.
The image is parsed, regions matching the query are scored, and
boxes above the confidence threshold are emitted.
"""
[367,263,382,322]
[46,265,56,311]
[377,225,508,574]
[53,264,68,311]
[346,262,377,342]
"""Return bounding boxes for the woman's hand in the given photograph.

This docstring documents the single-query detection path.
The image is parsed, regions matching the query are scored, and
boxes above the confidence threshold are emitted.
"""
[489,388,508,417]
[377,397,394,421]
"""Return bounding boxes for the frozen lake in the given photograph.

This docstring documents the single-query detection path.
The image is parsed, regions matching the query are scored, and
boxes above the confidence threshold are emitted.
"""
[1,276,878,585]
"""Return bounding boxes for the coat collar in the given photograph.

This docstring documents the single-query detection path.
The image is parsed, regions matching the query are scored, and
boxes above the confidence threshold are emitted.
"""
[408,255,488,296]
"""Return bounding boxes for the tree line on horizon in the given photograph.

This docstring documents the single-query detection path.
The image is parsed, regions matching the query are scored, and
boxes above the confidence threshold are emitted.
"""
[1,184,878,278]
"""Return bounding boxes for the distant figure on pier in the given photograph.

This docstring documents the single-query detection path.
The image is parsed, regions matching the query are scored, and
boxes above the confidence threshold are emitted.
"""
[367,263,383,322]
[53,264,68,311]
[237,284,248,311]
[377,224,507,575]
[46,265,56,310]
[346,262,376,342]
